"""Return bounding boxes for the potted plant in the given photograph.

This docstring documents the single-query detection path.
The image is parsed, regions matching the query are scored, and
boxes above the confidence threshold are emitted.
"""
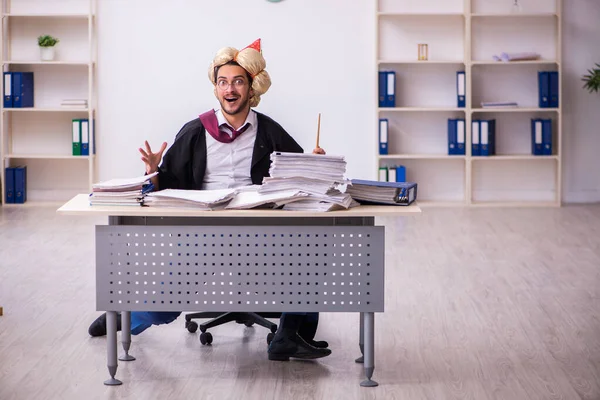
[582,63,600,93]
[37,34,59,61]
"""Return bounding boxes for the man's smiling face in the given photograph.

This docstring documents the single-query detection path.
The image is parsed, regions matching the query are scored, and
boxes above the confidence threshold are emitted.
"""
[215,64,253,117]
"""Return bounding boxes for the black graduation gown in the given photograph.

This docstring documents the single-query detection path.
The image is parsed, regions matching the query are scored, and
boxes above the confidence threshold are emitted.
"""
[156,111,304,190]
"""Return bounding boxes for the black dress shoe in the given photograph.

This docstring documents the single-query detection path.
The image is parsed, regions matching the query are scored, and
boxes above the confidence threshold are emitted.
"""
[297,315,329,348]
[306,339,329,349]
[268,332,332,361]
[88,312,122,337]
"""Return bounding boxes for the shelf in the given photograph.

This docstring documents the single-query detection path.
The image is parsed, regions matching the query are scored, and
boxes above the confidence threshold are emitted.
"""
[471,60,559,65]
[471,13,558,18]
[379,107,465,112]
[5,154,94,160]
[378,12,464,17]
[472,155,559,161]
[379,154,465,160]
[376,2,563,207]
[3,61,92,65]
[472,108,559,113]
[3,13,92,18]
[0,0,98,205]
[3,108,90,112]
[379,60,465,65]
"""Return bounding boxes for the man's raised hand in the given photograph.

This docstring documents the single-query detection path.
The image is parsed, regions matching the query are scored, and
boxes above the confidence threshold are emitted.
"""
[139,140,167,174]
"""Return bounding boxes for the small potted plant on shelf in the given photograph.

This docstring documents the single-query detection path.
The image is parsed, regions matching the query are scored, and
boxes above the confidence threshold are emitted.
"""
[37,34,59,61]
[582,63,600,94]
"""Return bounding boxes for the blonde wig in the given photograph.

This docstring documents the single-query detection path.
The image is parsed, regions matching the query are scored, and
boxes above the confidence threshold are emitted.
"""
[208,39,271,108]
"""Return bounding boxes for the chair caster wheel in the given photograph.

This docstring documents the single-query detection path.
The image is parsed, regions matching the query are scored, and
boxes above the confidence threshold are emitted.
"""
[267,332,275,345]
[270,325,277,333]
[200,332,213,345]
[244,321,254,327]
[186,321,198,333]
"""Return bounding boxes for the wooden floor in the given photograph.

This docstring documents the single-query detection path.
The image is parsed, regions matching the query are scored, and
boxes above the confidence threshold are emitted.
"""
[1,203,599,400]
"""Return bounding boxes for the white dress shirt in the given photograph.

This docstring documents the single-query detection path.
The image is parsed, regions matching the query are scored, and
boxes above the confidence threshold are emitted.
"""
[203,109,257,190]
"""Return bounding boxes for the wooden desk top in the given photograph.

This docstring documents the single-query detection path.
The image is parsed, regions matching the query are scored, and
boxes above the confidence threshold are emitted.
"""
[56,194,421,218]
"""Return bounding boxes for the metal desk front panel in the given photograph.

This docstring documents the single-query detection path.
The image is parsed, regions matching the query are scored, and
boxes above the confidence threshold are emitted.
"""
[96,224,384,313]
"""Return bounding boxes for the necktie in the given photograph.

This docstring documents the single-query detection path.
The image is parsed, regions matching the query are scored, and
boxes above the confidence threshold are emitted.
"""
[199,109,249,144]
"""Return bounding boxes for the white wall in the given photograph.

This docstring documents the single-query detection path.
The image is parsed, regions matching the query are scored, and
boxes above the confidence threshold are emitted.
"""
[562,0,600,203]
[96,0,377,184]
[95,0,600,202]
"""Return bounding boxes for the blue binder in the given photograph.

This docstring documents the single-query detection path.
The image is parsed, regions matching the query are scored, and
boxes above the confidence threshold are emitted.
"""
[13,165,26,203]
[379,118,388,155]
[456,71,466,108]
[3,72,12,108]
[542,119,552,155]
[471,119,480,156]
[549,71,559,108]
[385,71,395,107]
[448,119,465,155]
[81,119,90,156]
[480,119,496,156]
[396,165,406,182]
[12,72,34,108]
[448,118,457,155]
[378,71,387,107]
[92,119,96,154]
[455,119,465,155]
[4,167,15,204]
[531,119,543,155]
[349,179,418,206]
[538,71,550,108]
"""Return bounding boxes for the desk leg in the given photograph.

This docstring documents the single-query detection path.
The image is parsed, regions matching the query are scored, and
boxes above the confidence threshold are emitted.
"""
[119,311,135,361]
[360,312,378,387]
[104,311,122,386]
[355,312,364,363]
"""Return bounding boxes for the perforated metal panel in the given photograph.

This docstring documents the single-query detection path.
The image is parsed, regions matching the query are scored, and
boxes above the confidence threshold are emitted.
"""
[96,225,384,312]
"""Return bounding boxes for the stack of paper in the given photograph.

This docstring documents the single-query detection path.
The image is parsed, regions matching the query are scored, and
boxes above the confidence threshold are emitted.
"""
[61,99,87,108]
[89,172,157,206]
[225,186,308,209]
[143,188,236,209]
[265,152,347,182]
[492,52,541,62]
[481,101,518,108]
[258,152,355,211]
[345,179,418,206]
[281,189,359,212]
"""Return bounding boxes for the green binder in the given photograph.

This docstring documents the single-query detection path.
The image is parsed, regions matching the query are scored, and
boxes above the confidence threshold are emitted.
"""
[72,119,81,156]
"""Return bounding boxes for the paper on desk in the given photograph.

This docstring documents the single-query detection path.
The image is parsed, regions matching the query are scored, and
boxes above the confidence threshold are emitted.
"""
[271,151,345,161]
[143,197,223,210]
[277,189,355,209]
[92,172,158,190]
[260,177,338,195]
[145,188,236,205]
[282,198,360,212]
[225,188,308,209]
[268,152,347,181]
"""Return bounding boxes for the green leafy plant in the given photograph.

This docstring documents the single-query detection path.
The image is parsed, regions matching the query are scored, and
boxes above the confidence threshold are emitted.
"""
[37,34,59,47]
[582,63,600,93]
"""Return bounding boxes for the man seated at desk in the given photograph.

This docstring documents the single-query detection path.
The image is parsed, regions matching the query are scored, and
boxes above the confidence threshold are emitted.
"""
[88,39,331,361]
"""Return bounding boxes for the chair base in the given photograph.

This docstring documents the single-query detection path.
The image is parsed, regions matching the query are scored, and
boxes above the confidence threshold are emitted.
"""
[185,312,281,335]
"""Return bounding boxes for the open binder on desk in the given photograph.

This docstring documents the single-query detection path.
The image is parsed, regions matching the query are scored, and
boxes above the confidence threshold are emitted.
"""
[345,179,417,206]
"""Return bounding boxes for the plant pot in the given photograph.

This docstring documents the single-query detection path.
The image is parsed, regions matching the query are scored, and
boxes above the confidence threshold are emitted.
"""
[40,46,55,61]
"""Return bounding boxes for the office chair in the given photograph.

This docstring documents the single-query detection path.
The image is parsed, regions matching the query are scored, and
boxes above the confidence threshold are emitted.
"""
[185,312,282,345]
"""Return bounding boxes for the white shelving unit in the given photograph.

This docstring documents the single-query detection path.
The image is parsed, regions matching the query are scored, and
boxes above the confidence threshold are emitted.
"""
[0,0,97,204]
[376,0,562,206]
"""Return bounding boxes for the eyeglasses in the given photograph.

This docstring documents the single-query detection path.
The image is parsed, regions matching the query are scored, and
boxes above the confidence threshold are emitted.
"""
[216,78,248,90]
